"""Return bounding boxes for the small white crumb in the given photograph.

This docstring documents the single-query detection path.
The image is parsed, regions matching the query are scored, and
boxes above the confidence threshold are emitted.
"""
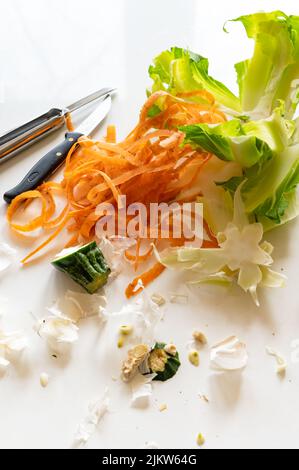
[164,343,177,356]
[169,293,188,304]
[151,293,166,306]
[40,372,49,388]
[193,331,208,345]
[144,441,159,449]
[266,346,287,375]
[198,393,209,403]
[111,376,118,382]
[159,403,167,412]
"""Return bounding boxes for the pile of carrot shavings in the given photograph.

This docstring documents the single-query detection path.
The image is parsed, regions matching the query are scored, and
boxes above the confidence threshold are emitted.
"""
[7,90,223,297]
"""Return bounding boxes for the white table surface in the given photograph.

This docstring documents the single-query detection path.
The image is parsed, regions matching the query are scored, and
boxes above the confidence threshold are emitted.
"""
[0,0,299,450]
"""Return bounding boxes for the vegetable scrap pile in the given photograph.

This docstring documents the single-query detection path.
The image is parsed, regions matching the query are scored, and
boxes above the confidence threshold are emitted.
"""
[121,342,181,383]
[6,11,299,305]
[2,10,297,449]
[7,90,221,293]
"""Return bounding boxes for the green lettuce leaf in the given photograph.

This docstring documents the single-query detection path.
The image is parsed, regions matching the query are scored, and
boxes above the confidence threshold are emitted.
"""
[148,47,241,112]
[181,121,273,168]
[220,143,299,226]
[259,190,299,232]
[217,176,244,195]
[181,108,299,226]
[229,11,299,118]
[243,143,299,223]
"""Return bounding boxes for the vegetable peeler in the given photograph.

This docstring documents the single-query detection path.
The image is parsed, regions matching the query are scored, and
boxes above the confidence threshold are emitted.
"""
[0,87,115,165]
[3,90,115,204]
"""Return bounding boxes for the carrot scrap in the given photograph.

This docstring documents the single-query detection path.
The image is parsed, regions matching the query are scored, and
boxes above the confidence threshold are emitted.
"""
[65,113,74,132]
[125,243,154,264]
[125,262,166,298]
[7,191,48,232]
[106,125,116,143]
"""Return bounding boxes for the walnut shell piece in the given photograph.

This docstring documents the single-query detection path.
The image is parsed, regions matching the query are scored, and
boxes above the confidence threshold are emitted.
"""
[148,348,168,373]
[121,344,150,382]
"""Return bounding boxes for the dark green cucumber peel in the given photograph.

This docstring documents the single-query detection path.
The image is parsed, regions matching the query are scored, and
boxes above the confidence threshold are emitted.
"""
[51,241,111,294]
[149,342,181,382]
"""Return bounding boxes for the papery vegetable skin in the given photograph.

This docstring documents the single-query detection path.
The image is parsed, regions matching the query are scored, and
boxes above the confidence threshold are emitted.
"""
[210,336,248,371]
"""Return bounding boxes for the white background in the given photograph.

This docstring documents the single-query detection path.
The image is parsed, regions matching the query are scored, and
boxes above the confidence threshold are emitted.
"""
[0,0,299,449]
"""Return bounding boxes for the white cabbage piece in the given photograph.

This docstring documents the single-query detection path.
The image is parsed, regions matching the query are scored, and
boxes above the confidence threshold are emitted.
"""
[158,185,285,306]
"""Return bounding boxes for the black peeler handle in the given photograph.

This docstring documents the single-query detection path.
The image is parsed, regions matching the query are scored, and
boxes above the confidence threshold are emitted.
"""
[3,132,83,204]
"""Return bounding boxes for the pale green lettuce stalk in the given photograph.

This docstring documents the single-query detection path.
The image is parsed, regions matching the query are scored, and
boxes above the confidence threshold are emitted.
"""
[196,156,241,234]
[229,11,299,118]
